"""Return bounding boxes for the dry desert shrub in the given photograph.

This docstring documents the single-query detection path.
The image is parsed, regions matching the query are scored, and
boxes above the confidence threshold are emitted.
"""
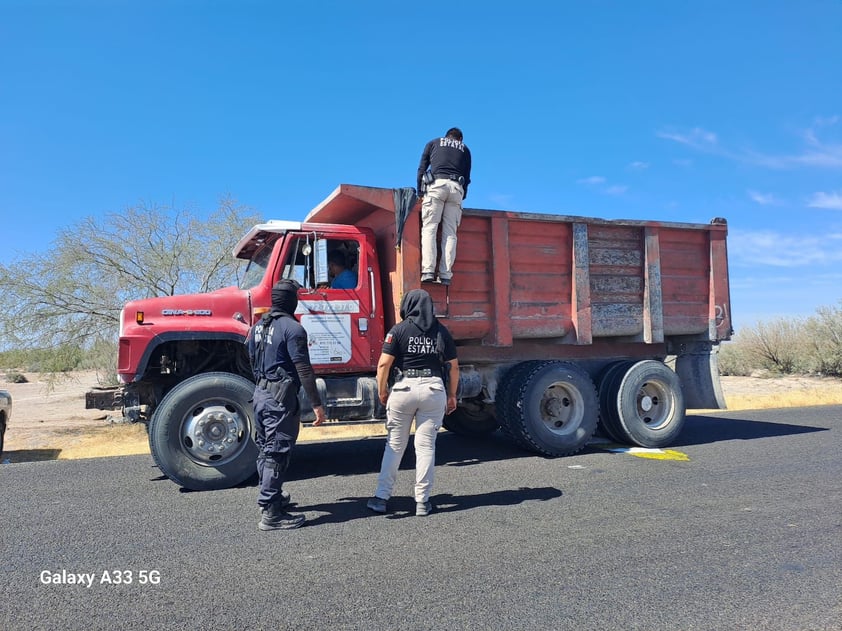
[720,304,842,378]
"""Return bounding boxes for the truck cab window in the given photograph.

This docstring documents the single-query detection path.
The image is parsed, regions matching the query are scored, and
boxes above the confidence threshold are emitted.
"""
[280,237,318,289]
[324,240,359,289]
[278,236,360,290]
[239,243,274,290]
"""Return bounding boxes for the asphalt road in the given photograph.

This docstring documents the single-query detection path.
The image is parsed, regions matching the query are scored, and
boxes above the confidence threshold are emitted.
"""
[2,406,841,630]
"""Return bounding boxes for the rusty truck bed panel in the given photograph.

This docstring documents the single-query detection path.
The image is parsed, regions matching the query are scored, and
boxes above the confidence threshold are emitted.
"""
[305,185,732,354]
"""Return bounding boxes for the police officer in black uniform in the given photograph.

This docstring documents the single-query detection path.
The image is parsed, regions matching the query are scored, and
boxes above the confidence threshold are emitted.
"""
[247,279,327,531]
[416,127,472,286]
[367,289,459,517]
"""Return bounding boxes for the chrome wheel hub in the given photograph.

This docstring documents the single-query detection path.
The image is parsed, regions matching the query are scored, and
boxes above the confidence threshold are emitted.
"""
[182,402,248,465]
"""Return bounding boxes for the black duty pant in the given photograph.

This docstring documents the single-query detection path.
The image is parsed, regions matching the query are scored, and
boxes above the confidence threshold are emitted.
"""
[253,381,301,507]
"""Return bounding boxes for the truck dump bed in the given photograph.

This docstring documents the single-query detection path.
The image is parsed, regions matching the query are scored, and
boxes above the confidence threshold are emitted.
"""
[305,184,732,364]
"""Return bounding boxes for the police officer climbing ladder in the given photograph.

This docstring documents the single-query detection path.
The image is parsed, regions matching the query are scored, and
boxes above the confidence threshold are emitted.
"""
[416,127,472,286]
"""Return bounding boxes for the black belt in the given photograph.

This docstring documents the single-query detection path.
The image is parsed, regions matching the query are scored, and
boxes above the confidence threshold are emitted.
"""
[257,377,292,389]
[434,173,464,183]
[403,369,434,378]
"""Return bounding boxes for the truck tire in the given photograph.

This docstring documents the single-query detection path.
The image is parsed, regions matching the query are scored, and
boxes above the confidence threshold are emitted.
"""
[443,400,498,436]
[148,372,258,491]
[506,361,599,457]
[496,361,548,449]
[601,360,686,448]
[597,361,635,443]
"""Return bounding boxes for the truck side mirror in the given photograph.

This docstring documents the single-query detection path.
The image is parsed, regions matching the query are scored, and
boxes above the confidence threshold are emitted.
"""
[314,238,329,286]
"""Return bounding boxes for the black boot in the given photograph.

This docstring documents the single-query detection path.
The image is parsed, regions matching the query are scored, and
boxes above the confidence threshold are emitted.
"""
[258,502,305,531]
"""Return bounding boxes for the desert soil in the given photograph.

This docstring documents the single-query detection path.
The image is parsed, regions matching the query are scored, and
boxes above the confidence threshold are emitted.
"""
[2,372,145,461]
[2,370,842,463]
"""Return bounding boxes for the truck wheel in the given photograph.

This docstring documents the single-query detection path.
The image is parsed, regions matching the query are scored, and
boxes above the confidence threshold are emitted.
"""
[443,400,498,436]
[508,361,599,457]
[597,361,634,443]
[603,360,686,448]
[496,361,547,449]
[148,372,258,491]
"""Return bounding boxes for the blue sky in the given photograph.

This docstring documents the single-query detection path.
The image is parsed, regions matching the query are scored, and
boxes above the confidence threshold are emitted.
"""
[1,1,841,328]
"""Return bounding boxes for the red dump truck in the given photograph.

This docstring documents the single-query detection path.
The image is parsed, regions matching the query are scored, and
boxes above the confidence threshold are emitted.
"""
[89,184,732,490]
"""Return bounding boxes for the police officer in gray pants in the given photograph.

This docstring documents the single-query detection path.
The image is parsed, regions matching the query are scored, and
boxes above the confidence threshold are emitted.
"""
[247,280,326,530]
[416,127,472,286]
[367,289,459,517]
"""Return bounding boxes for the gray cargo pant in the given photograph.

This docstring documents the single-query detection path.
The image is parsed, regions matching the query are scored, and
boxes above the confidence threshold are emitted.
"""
[374,376,447,503]
[421,178,463,281]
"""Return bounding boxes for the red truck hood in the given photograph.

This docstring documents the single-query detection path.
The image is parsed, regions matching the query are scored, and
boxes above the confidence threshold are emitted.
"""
[122,285,252,335]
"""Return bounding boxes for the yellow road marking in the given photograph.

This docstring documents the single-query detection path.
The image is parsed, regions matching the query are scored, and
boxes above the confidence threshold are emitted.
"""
[626,447,689,461]
[591,440,690,461]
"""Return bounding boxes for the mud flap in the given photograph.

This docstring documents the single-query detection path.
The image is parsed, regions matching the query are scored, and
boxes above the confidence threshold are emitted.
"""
[675,347,727,410]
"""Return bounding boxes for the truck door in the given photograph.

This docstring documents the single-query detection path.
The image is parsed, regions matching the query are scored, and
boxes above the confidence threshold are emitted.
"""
[274,232,380,373]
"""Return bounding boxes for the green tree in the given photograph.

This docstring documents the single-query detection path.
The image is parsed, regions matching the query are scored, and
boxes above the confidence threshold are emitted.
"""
[0,196,262,376]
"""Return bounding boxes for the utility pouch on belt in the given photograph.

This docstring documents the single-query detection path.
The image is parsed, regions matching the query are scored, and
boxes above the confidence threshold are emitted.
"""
[388,366,400,387]
[420,170,434,195]
[258,376,294,403]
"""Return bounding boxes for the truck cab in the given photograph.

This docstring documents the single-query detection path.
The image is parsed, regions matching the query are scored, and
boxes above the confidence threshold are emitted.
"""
[108,217,392,491]
[115,219,387,422]
[237,221,385,377]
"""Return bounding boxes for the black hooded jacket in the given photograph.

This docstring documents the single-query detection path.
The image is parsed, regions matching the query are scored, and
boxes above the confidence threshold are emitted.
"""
[382,289,457,372]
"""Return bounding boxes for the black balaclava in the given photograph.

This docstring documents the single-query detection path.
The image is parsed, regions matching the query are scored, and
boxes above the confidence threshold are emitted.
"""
[271,279,300,316]
[400,289,437,333]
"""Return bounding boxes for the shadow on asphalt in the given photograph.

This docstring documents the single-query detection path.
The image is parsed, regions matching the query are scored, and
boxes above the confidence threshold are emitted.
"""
[2,448,63,463]
[295,486,563,527]
[433,487,563,513]
[166,432,535,492]
[290,431,534,482]
[674,414,827,448]
[290,412,829,480]
[164,413,831,492]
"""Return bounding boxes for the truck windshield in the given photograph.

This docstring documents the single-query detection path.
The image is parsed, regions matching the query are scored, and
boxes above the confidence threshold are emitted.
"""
[239,244,273,290]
